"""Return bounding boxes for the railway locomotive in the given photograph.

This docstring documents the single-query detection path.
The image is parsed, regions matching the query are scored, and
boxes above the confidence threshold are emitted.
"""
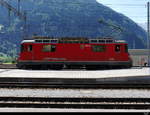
[16,37,132,70]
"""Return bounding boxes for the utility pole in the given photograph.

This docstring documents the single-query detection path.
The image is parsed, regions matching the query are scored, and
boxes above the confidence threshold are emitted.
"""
[0,0,27,38]
[17,0,20,12]
[147,2,150,66]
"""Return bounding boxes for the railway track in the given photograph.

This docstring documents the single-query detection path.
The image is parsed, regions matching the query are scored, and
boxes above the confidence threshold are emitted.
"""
[0,76,149,89]
[0,81,150,89]
[0,66,149,89]
[0,64,146,69]
[0,64,17,69]
[0,97,150,109]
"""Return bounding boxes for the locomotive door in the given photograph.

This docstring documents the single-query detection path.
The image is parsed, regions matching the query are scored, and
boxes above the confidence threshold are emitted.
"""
[23,44,33,60]
[28,45,34,60]
[114,45,123,61]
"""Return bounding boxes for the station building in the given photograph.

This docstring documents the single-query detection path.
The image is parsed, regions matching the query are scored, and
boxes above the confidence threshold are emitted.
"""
[129,49,150,67]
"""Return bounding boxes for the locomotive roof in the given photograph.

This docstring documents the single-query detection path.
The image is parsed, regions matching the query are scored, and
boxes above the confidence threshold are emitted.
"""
[21,37,126,44]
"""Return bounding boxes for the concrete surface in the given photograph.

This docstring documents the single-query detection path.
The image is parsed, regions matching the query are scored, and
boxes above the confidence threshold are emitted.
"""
[0,67,149,78]
[0,108,149,112]
[0,88,150,98]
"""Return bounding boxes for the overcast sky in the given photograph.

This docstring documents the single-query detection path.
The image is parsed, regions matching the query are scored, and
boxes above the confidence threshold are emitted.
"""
[96,0,149,24]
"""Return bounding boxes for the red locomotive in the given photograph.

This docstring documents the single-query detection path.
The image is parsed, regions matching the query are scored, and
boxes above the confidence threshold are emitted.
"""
[17,37,132,70]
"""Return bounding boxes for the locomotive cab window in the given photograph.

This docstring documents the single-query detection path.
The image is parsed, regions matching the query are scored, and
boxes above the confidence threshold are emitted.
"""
[90,40,98,43]
[115,45,121,52]
[43,40,50,43]
[92,45,106,52]
[43,45,56,52]
[125,45,128,53]
[21,45,24,52]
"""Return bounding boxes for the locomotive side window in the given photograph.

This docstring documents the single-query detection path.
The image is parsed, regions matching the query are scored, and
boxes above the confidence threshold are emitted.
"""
[51,40,58,43]
[90,40,98,43]
[92,45,106,52]
[43,45,56,52]
[28,45,32,52]
[35,40,42,43]
[99,40,105,43]
[106,40,113,43]
[43,40,50,43]
[115,45,121,52]
[51,45,56,52]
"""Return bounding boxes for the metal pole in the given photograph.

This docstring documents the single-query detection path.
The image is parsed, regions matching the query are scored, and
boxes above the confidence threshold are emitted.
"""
[22,11,27,39]
[147,2,150,66]
[18,0,20,13]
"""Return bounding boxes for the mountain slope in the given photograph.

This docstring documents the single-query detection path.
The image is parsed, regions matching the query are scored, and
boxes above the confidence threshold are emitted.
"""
[0,0,148,56]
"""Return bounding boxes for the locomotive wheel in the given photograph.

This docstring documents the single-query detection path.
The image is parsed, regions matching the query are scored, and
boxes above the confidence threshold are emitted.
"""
[123,65,132,69]
[40,65,48,70]
[50,65,63,70]
[86,65,108,70]
[31,65,40,70]
[18,65,27,69]
[86,65,98,70]
[66,65,82,69]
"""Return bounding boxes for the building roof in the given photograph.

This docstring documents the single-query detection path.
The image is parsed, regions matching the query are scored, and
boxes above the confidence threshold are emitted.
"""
[129,49,150,55]
[21,37,126,44]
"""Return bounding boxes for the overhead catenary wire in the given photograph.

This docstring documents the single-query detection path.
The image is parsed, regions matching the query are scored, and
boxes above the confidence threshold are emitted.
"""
[0,0,27,38]
[1,1,147,30]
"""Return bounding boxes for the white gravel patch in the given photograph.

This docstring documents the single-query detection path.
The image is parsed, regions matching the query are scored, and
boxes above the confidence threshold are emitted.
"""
[0,108,150,112]
[0,88,150,98]
[0,67,149,78]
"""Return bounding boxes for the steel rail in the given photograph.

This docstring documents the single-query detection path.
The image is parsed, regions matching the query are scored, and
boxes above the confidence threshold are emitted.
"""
[0,82,149,89]
[0,76,149,88]
[0,97,150,109]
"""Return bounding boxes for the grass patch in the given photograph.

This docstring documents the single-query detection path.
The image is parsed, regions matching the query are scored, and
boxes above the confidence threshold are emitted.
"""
[0,56,16,64]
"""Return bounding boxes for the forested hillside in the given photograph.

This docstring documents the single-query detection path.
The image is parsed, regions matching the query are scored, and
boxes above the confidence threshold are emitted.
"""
[0,0,147,58]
